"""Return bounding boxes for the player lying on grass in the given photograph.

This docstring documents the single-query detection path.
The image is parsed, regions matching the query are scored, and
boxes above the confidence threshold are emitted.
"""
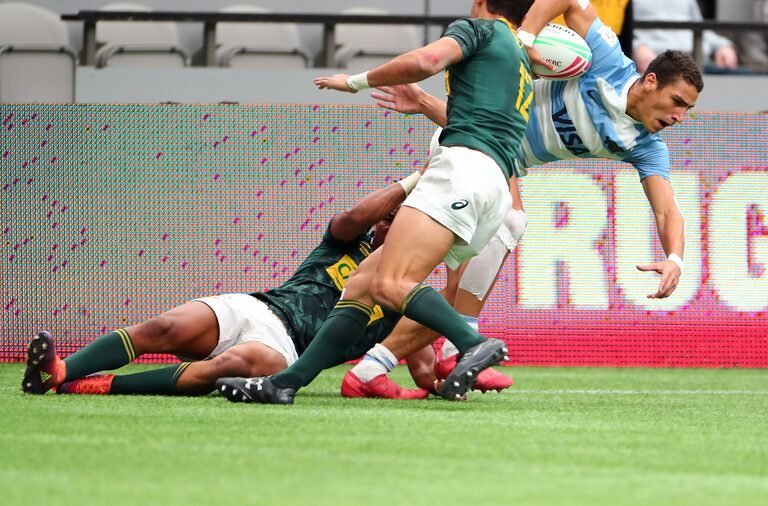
[340,0,705,398]
[21,175,441,397]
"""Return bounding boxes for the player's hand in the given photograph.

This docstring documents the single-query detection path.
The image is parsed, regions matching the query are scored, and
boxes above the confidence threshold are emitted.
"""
[714,45,738,69]
[636,260,682,299]
[371,84,425,115]
[314,74,355,93]
[524,46,555,77]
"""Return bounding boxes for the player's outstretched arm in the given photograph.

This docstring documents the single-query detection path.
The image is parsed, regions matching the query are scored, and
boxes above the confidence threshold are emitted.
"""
[372,84,449,127]
[636,175,685,299]
[314,37,463,93]
[329,175,419,242]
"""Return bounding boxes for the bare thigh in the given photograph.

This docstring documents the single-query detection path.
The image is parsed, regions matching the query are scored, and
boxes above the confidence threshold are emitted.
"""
[371,205,457,308]
[126,301,219,360]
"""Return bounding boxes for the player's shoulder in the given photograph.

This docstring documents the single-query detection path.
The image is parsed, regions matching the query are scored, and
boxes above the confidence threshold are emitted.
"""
[444,17,495,38]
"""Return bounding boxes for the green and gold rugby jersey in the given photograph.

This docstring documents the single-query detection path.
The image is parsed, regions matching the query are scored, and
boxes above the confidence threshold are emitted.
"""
[440,17,533,179]
[251,224,401,357]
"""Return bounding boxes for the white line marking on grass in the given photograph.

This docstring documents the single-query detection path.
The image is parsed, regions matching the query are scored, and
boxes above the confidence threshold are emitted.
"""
[512,389,768,395]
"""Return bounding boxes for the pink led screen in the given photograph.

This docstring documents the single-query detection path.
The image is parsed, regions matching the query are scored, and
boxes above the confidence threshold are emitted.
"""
[1,105,766,367]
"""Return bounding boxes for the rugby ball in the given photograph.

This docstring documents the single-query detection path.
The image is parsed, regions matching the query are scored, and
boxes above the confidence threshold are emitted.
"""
[531,23,592,80]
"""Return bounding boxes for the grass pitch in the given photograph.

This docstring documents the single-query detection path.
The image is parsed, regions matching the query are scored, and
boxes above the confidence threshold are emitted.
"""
[1,364,767,506]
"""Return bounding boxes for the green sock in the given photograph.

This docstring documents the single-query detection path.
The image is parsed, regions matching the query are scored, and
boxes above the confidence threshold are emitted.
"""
[64,329,137,382]
[402,284,484,354]
[110,363,190,395]
[272,301,373,390]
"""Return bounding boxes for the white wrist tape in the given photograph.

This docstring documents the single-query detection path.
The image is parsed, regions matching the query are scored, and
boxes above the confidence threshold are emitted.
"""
[346,71,370,91]
[397,171,421,195]
[667,253,684,273]
[517,30,536,48]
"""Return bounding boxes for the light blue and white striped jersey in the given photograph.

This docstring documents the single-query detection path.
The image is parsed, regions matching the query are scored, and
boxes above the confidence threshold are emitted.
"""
[516,18,670,180]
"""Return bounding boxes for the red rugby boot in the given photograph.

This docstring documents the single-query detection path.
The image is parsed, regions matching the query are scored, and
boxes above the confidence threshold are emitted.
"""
[57,374,116,395]
[435,352,514,393]
[341,370,429,400]
[21,331,66,394]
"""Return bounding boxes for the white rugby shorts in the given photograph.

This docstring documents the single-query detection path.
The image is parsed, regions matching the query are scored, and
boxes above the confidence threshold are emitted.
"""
[403,145,512,270]
[194,293,298,365]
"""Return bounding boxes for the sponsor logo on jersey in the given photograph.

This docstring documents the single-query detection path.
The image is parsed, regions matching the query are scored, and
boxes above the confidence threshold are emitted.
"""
[451,199,469,210]
[326,255,359,291]
[553,106,589,156]
[326,255,383,322]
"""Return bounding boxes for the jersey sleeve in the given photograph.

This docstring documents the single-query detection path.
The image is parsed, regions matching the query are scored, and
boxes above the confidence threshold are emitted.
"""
[441,18,494,60]
[630,139,671,181]
[583,18,626,77]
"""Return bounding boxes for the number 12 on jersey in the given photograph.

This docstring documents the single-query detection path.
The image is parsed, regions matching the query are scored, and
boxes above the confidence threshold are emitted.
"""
[516,62,533,121]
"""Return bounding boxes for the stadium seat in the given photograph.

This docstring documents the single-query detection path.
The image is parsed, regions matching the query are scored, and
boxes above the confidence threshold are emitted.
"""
[335,7,421,71]
[216,5,311,68]
[0,3,76,103]
[95,2,188,68]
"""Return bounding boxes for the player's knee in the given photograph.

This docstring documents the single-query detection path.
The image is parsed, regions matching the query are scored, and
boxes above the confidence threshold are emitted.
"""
[247,352,285,376]
[503,208,528,243]
[210,353,252,378]
[137,315,176,350]
[370,275,403,309]
[211,348,286,378]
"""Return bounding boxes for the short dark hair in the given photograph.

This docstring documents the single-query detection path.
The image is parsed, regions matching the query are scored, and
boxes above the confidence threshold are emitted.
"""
[486,0,535,26]
[643,50,704,92]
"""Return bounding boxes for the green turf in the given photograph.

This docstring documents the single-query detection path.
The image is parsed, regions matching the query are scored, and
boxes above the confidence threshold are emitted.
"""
[1,364,767,506]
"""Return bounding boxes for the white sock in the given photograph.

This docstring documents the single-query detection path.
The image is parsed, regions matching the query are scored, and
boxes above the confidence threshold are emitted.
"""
[351,343,398,382]
[442,315,479,359]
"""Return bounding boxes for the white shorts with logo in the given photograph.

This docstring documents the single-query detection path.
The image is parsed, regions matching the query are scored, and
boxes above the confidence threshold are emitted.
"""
[404,145,512,270]
[194,293,298,366]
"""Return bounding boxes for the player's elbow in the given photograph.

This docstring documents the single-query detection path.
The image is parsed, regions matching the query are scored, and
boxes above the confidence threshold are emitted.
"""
[413,50,445,76]
[334,209,373,234]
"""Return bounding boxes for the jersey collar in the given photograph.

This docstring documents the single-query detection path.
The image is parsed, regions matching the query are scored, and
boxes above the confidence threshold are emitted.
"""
[497,17,517,34]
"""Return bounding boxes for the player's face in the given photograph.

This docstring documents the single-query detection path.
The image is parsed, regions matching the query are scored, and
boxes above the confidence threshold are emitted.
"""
[643,77,699,133]
[371,206,400,250]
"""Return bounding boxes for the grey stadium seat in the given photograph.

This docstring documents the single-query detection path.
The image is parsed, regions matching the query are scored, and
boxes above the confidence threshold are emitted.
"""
[335,7,421,71]
[95,2,188,68]
[216,5,311,68]
[0,2,76,103]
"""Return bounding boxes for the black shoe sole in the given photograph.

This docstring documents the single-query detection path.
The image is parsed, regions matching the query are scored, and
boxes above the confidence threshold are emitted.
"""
[215,377,295,405]
[216,377,255,403]
[440,339,508,400]
[21,331,56,394]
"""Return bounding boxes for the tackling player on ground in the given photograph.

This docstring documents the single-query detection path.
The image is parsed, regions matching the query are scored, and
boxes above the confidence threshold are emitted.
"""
[343,0,704,398]
[21,175,436,398]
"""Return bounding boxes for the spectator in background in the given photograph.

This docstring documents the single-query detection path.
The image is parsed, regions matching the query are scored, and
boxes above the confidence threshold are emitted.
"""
[734,32,768,72]
[732,1,768,73]
[633,0,738,73]
[551,0,634,56]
